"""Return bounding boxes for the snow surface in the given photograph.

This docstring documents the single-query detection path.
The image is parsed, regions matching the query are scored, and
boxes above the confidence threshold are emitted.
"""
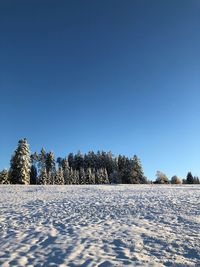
[0,185,200,267]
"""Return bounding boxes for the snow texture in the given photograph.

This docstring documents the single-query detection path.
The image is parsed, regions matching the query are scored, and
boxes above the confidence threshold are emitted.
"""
[0,185,200,267]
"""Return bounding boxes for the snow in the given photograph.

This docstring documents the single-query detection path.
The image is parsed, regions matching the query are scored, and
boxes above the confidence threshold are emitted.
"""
[0,185,200,266]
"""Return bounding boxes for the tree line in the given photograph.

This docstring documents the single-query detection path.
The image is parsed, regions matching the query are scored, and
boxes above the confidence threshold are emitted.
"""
[0,138,147,185]
[0,138,199,185]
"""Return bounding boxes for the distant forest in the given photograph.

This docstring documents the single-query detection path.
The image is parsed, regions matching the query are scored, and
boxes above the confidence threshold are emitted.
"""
[0,139,199,185]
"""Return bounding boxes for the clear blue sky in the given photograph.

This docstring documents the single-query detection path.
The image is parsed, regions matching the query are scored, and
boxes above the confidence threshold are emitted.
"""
[0,0,200,180]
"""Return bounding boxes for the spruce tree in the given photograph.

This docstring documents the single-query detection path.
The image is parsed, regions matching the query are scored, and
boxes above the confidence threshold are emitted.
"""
[85,168,91,184]
[38,167,47,185]
[118,155,132,183]
[186,172,194,184]
[96,168,109,184]
[131,155,147,184]
[73,169,80,184]
[55,166,64,185]
[90,168,96,184]
[74,151,84,170]
[62,158,70,184]
[0,169,9,184]
[79,167,86,184]
[30,152,38,184]
[57,157,63,168]
[68,167,74,184]
[30,165,37,185]
[85,168,96,184]
[38,148,47,182]
[110,169,121,184]
[103,168,109,184]
[46,151,56,184]
[193,176,200,184]
[68,153,74,169]
[86,151,97,169]
[10,138,31,184]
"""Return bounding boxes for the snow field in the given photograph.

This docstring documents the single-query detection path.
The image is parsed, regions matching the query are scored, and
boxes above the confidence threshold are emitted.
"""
[0,185,200,266]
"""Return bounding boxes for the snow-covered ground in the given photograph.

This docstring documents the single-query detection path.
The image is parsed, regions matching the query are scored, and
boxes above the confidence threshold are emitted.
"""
[0,185,200,267]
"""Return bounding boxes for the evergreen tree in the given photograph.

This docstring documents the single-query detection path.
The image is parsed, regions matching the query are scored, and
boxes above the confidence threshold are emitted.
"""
[110,169,121,184]
[186,172,194,184]
[0,169,9,184]
[68,167,74,184]
[30,152,39,184]
[131,155,147,184]
[102,151,115,180]
[79,167,86,184]
[57,157,63,167]
[118,155,132,183]
[10,138,31,184]
[30,165,37,185]
[91,168,96,184]
[38,167,48,185]
[85,151,97,169]
[68,153,74,169]
[102,168,109,184]
[38,148,47,182]
[46,151,56,184]
[96,168,109,184]
[95,169,101,184]
[193,176,200,184]
[55,166,64,185]
[74,151,84,170]
[85,168,95,184]
[62,158,70,184]
[73,169,80,184]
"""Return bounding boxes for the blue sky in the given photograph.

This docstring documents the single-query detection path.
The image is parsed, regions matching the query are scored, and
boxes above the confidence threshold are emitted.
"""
[0,0,200,180]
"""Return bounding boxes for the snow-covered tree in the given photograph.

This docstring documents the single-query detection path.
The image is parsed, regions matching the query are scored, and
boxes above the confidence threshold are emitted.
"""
[100,151,115,180]
[0,169,9,184]
[131,155,147,184]
[193,176,200,184]
[79,167,86,184]
[74,151,84,170]
[118,155,132,183]
[103,168,109,184]
[67,167,73,184]
[110,169,121,184]
[37,148,47,181]
[96,168,109,184]
[154,171,169,184]
[30,152,39,184]
[56,157,63,168]
[85,168,95,184]
[186,172,194,184]
[61,158,70,184]
[85,151,97,169]
[55,166,64,185]
[46,151,56,184]
[38,167,47,185]
[171,175,182,184]
[10,138,31,184]
[68,153,74,169]
[30,165,37,185]
[90,168,96,184]
[73,169,80,184]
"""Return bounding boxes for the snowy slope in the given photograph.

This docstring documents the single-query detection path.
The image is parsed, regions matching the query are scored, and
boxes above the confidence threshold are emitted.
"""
[0,185,200,267]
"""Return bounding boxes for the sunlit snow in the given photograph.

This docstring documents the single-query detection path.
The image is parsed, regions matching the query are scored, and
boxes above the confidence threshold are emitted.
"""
[0,185,200,266]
